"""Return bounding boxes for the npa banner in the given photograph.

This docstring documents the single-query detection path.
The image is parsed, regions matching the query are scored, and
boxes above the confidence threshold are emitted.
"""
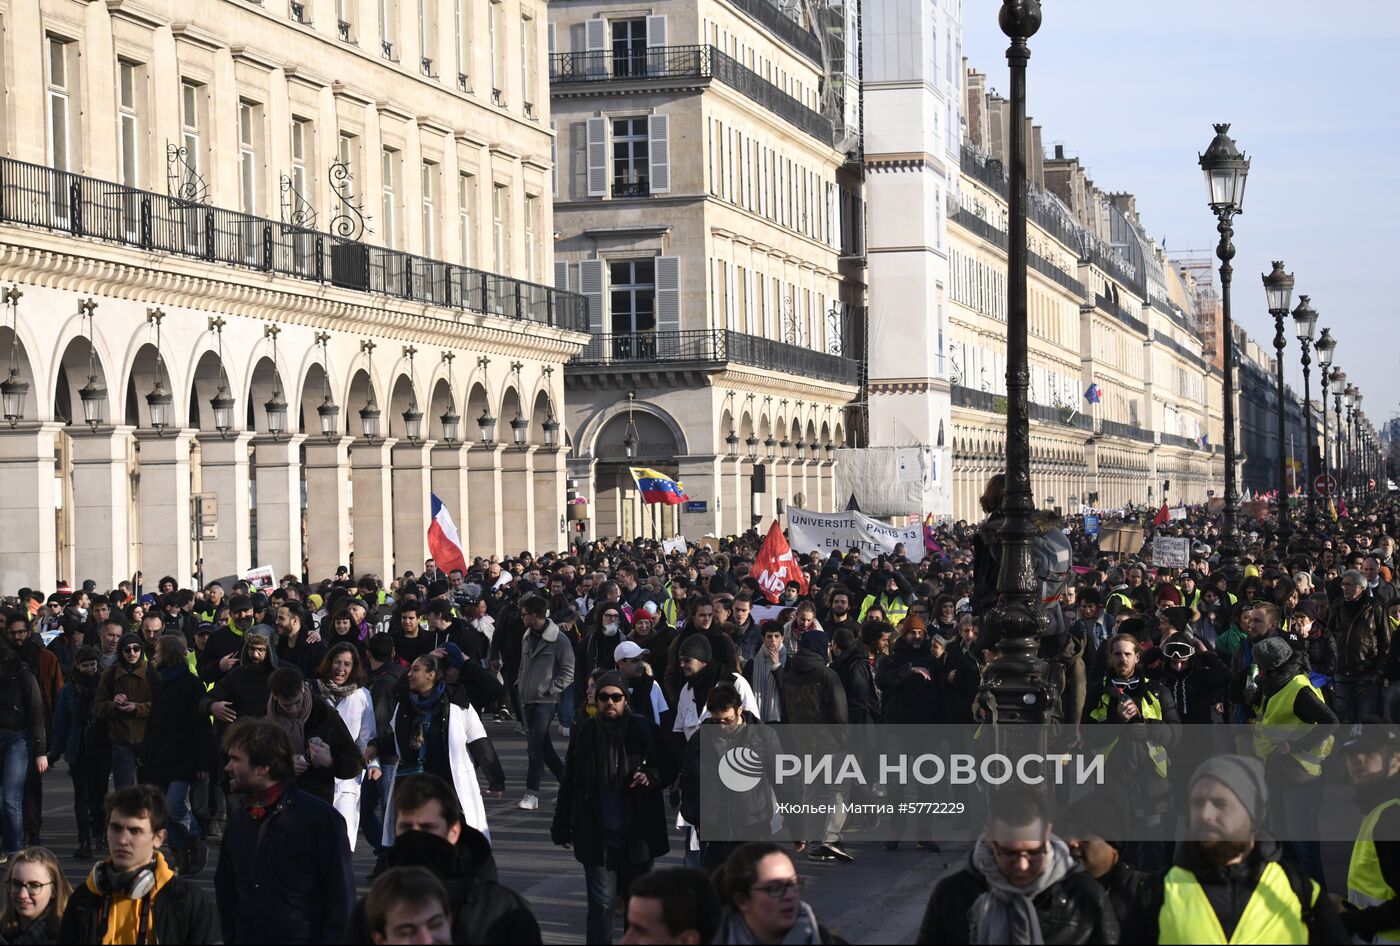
[753,521,808,603]
[785,507,925,563]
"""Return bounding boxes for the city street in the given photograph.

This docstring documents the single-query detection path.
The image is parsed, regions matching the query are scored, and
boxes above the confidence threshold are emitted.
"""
[33,718,954,944]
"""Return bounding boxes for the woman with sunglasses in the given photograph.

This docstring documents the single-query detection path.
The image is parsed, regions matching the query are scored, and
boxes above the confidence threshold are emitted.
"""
[0,848,70,944]
[713,842,842,945]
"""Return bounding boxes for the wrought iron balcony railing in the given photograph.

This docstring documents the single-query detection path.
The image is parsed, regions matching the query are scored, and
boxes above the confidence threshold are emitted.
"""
[550,45,833,145]
[0,155,588,332]
[570,330,858,386]
[950,385,1092,430]
[1160,432,1203,451]
[1099,418,1156,443]
[1094,293,1148,337]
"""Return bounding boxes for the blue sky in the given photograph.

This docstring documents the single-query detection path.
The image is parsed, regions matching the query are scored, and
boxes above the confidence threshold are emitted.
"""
[962,1,1400,426]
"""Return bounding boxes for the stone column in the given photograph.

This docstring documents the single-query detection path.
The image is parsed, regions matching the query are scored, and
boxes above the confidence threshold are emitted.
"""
[532,448,564,555]
[720,455,740,536]
[304,438,352,582]
[467,445,504,558]
[753,460,775,532]
[738,458,755,534]
[593,465,623,541]
[71,426,136,589]
[135,429,194,587]
[500,446,537,555]
[350,439,398,579]
[252,434,307,580]
[0,423,62,592]
[819,460,836,513]
[677,454,721,539]
[390,441,433,576]
[429,442,471,554]
[198,432,255,581]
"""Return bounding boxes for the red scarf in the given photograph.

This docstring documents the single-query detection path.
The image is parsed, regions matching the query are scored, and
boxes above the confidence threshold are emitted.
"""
[245,780,289,820]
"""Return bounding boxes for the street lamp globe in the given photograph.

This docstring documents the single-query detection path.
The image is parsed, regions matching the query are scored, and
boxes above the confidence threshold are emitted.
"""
[1344,383,1356,410]
[1315,328,1336,369]
[1261,261,1294,315]
[726,429,739,457]
[1292,296,1318,343]
[542,410,560,450]
[764,435,776,460]
[510,413,529,448]
[359,397,382,441]
[263,384,288,440]
[1198,123,1250,213]
[317,395,340,440]
[146,377,174,434]
[1,369,27,428]
[210,383,236,437]
[477,408,496,445]
[745,433,758,459]
[440,406,461,445]
[402,404,424,444]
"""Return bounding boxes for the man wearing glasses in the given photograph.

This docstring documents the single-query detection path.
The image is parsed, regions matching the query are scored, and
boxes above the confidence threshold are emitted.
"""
[551,671,667,945]
[918,784,1117,944]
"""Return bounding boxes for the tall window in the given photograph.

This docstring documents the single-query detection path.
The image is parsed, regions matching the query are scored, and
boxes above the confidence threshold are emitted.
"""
[180,81,204,188]
[492,183,507,271]
[418,0,436,74]
[611,19,646,77]
[337,132,359,200]
[489,0,502,101]
[611,117,648,197]
[523,195,537,281]
[336,0,353,41]
[609,260,655,334]
[520,15,534,114]
[378,0,398,58]
[238,101,260,215]
[420,161,436,255]
[381,147,399,247]
[457,173,474,266]
[290,118,311,209]
[46,37,73,173]
[454,0,469,87]
[117,61,141,188]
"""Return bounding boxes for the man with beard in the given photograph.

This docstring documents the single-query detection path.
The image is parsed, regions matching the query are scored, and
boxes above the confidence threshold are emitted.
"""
[823,588,859,640]
[663,597,738,705]
[1149,755,1347,944]
[1339,722,1400,942]
[200,593,257,685]
[671,635,757,742]
[680,685,783,872]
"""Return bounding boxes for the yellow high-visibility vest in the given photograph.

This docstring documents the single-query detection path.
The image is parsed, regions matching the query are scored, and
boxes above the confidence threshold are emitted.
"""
[1252,673,1334,777]
[1159,862,1315,944]
[1088,686,1169,777]
[1348,796,1400,944]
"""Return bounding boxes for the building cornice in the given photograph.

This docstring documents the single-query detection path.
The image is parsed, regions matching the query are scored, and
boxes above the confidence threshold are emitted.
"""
[170,22,224,51]
[0,228,586,362]
[106,0,169,30]
[229,45,284,71]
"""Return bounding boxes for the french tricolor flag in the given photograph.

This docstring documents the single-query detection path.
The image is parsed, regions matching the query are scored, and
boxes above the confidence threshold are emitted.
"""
[427,492,468,575]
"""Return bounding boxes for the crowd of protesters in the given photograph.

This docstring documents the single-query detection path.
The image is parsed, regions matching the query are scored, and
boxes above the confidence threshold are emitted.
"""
[0,472,1393,943]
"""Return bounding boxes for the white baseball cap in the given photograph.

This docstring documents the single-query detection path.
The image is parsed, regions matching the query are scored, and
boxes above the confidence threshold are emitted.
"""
[614,640,647,662]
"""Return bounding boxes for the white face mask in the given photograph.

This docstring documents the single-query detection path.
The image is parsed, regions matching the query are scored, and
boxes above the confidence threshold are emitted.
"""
[603,623,619,636]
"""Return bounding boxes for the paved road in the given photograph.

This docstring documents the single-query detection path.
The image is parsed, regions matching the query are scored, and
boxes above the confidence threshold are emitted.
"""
[32,718,951,944]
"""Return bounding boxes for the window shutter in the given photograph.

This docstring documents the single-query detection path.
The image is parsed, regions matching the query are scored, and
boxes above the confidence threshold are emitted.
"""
[647,114,670,194]
[585,117,607,197]
[646,15,667,74]
[554,260,570,291]
[548,23,556,57]
[656,256,680,334]
[550,121,558,198]
[762,274,773,338]
[585,18,606,77]
[579,259,605,335]
[745,268,756,335]
[725,263,736,331]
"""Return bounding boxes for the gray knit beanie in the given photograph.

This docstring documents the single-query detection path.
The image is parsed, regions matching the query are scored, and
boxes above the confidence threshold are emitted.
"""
[1190,755,1268,827]
[1252,636,1293,673]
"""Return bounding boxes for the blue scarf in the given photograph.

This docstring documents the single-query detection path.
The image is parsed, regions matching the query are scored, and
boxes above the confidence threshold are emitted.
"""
[399,683,446,776]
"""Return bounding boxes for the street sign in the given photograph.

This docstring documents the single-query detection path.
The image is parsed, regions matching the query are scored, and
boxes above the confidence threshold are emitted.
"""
[191,492,218,540]
[684,500,708,513]
[1314,474,1338,496]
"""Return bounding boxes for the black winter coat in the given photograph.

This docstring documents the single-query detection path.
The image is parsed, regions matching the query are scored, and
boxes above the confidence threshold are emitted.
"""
[60,871,216,945]
[214,785,355,945]
[343,829,542,944]
[680,715,782,837]
[551,711,670,867]
[875,637,944,724]
[778,652,849,727]
[277,696,365,804]
[201,661,274,734]
[917,858,1118,944]
[141,668,217,783]
[832,645,878,723]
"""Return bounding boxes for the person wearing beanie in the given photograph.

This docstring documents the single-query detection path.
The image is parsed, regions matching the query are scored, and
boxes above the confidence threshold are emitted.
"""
[775,628,849,864]
[48,645,105,858]
[551,668,668,944]
[1155,584,1184,609]
[1250,627,1339,887]
[1058,791,1153,943]
[1148,755,1348,944]
[672,630,757,742]
[92,632,156,790]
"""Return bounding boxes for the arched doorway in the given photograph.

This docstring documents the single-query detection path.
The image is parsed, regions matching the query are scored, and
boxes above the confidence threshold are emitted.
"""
[591,407,682,541]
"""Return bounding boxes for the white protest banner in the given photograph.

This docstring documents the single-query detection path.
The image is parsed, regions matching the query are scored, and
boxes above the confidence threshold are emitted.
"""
[240,565,276,591]
[1151,536,1190,568]
[785,507,925,563]
[662,536,687,556]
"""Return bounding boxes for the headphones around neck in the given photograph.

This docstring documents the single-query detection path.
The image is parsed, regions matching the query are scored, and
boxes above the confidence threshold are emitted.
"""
[94,858,157,901]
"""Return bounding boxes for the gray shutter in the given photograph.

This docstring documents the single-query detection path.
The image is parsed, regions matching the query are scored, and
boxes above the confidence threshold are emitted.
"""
[550,121,558,198]
[585,19,606,77]
[579,259,605,335]
[586,117,607,197]
[554,260,569,291]
[647,114,669,194]
[646,15,667,73]
[656,256,680,334]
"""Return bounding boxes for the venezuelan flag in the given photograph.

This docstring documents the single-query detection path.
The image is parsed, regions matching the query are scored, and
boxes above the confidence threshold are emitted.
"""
[630,467,689,505]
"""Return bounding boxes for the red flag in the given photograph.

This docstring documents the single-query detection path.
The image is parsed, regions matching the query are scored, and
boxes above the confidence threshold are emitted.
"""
[1153,503,1170,526]
[752,521,808,604]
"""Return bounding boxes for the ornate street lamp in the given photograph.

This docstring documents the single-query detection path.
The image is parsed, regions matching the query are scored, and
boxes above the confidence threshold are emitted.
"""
[978,0,1052,729]
[1,287,27,427]
[541,365,560,450]
[509,361,528,449]
[1292,299,1319,526]
[1332,368,1346,493]
[746,433,758,459]
[262,325,289,441]
[145,309,173,435]
[76,298,106,431]
[315,331,340,441]
[440,352,461,445]
[764,435,776,461]
[1315,328,1335,498]
[1262,261,1294,537]
[1199,122,1250,584]
[477,407,496,445]
[401,346,423,444]
[358,339,382,442]
[726,429,739,457]
[622,391,638,459]
[207,317,236,438]
[780,436,792,460]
